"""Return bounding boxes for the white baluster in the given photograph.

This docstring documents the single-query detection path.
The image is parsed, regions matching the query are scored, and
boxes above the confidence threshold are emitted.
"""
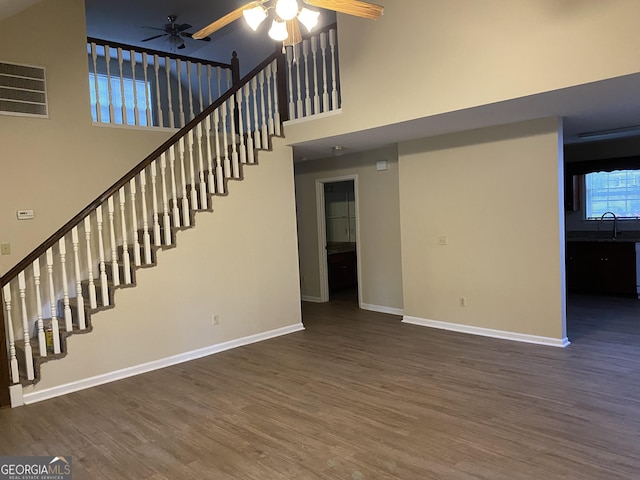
[216,66,222,99]
[176,59,185,127]
[84,216,98,309]
[265,64,275,136]
[142,52,153,126]
[311,36,320,115]
[187,61,195,121]
[229,95,240,179]
[197,63,204,112]
[45,248,61,354]
[130,50,140,126]
[203,117,216,195]
[105,45,115,123]
[139,171,153,263]
[271,59,282,136]
[2,284,20,383]
[294,44,303,118]
[58,237,73,332]
[207,65,213,105]
[71,227,87,329]
[227,69,232,90]
[194,126,208,207]
[221,101,231,180]
[244,84,255,164]
[303,40,312,116]
[213,108,225,194]
[150,161,162,247]
[118,188,132,284]
[107,197,120,287]
[90,42,102,123]
[160,153,172,245]
[236,88,247,164]
[129,180,141,266]
[32,259,46,357]
[251,77,262,150]
[177,139,191,227]
[286,46,295,119]
[96,206,110,307]
[154,55,164,127]
[186,130,198,208]
[117,48,128,125]
[17,272,34,381]
[168,147,181,228]
[258,70,269,148]
[166,57,175,128]
[320,32,329,113]
[329,28,339,109]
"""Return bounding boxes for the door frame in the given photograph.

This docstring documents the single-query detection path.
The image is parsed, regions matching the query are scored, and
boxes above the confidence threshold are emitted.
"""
[315,175,362,306]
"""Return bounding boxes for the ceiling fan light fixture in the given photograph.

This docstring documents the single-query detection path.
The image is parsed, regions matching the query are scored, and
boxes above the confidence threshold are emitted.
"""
[275,0,299,21]
[268,19,289,41]
[243,5,268,31]
[297,7,320,31]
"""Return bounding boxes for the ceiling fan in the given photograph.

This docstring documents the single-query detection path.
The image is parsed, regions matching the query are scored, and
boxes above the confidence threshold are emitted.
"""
[141,15,212,50]
[192,0,383,47]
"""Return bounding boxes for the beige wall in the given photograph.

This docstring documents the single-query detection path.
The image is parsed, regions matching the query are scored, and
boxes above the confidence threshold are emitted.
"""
[28,140,303,393]
[0,0,172,275]
[399,118,566,339]
[285,0,640,145]
[295,146,403,311]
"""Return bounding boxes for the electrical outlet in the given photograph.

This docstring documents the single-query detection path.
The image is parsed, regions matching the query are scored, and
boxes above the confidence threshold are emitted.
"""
[212,314,220,325]
[0,243,10,255]
[459,297,466,307]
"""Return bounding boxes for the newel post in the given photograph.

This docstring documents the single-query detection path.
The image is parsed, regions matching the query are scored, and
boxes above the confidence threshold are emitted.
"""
[276,48,289,123]
[0,285,11,409]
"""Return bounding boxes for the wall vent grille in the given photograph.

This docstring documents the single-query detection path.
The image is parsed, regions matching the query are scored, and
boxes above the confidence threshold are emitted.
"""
[0,61,48,117]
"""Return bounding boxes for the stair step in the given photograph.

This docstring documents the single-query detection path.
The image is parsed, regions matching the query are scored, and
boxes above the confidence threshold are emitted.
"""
[117,244,157,266]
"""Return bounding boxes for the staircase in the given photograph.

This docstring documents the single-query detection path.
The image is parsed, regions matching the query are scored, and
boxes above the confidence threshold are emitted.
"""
[0,24,342,409]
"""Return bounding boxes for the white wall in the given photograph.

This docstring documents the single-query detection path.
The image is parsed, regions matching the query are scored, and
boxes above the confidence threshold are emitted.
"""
[284,0,640,146]
[0,0,172,275]
[26,139,303,396]
[295,146,403,311]
[399,118,566,341]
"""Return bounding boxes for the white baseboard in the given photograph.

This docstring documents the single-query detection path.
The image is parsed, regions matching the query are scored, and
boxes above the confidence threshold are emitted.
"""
[402,316,570,348]
[22,323,305,406]
[361,303,404,316]
[301,295,324,303]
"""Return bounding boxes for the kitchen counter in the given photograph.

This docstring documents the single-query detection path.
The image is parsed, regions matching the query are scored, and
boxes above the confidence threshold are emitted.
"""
[566,231,640,242]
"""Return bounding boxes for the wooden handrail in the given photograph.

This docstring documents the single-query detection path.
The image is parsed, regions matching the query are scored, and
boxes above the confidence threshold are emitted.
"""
[0,51,281,287]
[87,37,233,70]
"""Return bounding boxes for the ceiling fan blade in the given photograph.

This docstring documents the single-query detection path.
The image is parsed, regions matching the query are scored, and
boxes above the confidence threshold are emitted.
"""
[177,23,192,32]
[192,1,263,39]
[142,26,168,31]
[303,0,383,19]
[141,33,168,42]
[177,44,186,50]
[284,19,302,47]
[181,32,212,42]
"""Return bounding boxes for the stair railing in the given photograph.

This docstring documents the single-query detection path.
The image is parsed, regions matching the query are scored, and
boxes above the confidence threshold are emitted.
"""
[0,51,284,398]
[87,37,239,129]
[282,23,341,121]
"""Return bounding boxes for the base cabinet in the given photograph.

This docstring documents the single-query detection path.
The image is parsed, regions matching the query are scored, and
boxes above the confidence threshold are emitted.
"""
[328,251,357,291]
[566,241,637,296]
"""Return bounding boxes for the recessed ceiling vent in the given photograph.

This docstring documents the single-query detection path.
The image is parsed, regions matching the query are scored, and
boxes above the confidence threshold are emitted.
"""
[0,61,48,117]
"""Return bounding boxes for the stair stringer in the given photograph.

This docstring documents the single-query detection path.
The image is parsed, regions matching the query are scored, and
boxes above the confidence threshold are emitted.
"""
[20,137,303,404]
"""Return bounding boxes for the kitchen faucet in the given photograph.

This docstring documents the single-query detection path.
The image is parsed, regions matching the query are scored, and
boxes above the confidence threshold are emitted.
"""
[600,211,618,239]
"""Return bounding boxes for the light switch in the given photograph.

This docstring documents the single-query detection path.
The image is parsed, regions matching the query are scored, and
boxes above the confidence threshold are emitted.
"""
[438,236,447,245]
[1,243,10,255]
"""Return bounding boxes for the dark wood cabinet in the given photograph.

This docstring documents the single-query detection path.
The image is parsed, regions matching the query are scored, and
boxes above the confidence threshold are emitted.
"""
[566,241,637,297]
[328,251,357,291]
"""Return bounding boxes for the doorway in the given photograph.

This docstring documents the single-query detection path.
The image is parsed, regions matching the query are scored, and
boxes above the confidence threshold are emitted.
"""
[316,176,361,305]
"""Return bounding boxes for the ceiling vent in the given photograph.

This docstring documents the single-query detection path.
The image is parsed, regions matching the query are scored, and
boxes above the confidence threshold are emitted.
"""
[0,61,48,118]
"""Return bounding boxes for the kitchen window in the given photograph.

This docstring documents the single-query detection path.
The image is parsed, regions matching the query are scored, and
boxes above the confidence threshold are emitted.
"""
[584,169,640,219]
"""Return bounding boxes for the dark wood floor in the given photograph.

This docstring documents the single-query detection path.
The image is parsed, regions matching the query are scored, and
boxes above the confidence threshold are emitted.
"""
[1,294,639,479]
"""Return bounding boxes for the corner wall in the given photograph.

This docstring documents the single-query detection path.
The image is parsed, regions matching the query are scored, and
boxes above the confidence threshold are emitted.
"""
[25,140,303,399]
[295,146,403,312]
[398,118,566,342]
